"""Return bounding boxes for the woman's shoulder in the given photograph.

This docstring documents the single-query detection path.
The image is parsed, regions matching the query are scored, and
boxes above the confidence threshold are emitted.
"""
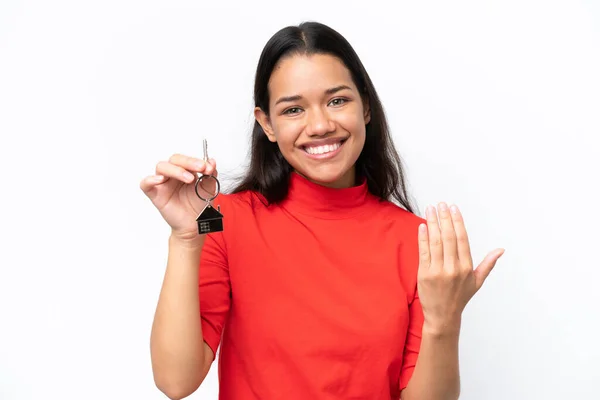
[210,188,267,216]
[371,197,427,231]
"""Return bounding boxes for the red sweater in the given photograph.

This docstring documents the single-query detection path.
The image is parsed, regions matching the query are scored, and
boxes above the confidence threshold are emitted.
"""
[199,172,425,399]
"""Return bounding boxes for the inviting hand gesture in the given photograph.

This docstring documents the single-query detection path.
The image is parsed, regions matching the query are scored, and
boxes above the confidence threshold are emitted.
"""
[417,202,505,334]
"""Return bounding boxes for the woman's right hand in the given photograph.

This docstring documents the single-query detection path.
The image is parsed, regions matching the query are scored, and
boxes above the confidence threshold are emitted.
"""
[140,154,218,243]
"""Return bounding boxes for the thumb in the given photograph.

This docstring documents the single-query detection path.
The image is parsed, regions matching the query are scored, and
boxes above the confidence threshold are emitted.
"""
[474,248,505,290]
[207,158,218,178]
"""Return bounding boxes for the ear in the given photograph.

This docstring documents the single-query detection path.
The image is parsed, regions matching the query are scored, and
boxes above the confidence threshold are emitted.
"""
[254,107,277,142]
[362,97,371,125]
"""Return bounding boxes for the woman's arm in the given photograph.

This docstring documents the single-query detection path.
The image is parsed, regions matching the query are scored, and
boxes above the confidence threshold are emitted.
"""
[400,324,461,400]
[150,235,214,400]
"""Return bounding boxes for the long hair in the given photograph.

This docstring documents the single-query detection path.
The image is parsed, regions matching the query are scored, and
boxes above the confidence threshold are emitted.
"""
[231,21,416,214]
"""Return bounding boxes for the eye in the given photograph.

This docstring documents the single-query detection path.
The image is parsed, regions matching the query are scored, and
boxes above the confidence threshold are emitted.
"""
[329,98,348,107]
[283,107,302,115]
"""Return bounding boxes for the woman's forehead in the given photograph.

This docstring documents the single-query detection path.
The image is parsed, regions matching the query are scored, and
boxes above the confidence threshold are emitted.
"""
[269,54,357,98]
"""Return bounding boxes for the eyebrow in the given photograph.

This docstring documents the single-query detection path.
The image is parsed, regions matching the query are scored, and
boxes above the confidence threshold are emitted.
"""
[274,85,352,106]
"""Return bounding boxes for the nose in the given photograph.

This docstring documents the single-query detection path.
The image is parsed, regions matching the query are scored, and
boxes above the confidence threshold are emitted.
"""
[306,108,335,137]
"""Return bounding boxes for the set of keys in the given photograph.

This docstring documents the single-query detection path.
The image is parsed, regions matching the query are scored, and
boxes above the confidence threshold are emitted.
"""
[194,139,223,234]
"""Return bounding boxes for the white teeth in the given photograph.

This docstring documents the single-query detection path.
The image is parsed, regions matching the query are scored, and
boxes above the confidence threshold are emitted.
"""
[305,142,342,155]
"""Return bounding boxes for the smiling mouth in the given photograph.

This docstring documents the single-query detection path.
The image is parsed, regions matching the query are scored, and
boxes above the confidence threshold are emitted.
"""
[302,139,346,155]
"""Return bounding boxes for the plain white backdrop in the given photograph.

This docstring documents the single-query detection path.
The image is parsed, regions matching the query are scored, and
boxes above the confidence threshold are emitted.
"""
[1,0,599,399]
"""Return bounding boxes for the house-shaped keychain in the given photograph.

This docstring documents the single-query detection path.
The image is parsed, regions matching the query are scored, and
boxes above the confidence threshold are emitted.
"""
[196,202,224,234]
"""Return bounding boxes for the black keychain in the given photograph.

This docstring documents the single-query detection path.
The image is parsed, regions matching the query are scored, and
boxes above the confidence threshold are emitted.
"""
[194,139,224,234]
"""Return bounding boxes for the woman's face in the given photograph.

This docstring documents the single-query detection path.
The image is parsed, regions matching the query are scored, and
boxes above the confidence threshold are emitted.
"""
[255,53,370,188]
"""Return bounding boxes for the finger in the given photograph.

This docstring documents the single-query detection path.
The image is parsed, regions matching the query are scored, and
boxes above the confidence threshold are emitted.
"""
[168,153,210,175]
[156,161,196,184]
[426,205,443,269]
[449,204,473,268]
[139,174,166,193]
[473,249,505,290]
[418,223,431,270]
[437,202,457,269]
[204,158,218,177]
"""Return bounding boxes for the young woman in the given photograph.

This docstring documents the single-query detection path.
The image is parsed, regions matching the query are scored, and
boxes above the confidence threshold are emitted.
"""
[140,21,505,400]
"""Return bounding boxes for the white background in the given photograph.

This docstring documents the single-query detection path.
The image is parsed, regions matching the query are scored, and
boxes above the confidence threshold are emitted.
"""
[1,0,599,399]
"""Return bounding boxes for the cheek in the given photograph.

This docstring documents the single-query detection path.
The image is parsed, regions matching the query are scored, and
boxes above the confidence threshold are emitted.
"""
[272,118,303,147]
[336,111,366,139]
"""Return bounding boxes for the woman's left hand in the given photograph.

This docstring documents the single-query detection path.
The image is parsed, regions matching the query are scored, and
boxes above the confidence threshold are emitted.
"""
[417,202,505,335]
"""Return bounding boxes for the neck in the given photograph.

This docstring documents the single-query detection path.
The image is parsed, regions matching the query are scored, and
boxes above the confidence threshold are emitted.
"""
[280,170,371,219]
[294,167,357,189]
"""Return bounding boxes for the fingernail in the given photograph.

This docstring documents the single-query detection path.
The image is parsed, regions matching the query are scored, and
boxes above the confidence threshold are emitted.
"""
[195,160,205,170]
[439,202,448,212]
[450,205,458,214]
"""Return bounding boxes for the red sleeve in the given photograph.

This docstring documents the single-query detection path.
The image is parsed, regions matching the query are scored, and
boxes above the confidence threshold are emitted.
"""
[399,289,424,390]
[198,226,230,359]
[398,215,426,390]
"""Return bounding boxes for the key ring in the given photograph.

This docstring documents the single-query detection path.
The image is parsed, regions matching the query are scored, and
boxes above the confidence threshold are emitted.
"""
[195,174,220,202]
[194,138,220,203]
